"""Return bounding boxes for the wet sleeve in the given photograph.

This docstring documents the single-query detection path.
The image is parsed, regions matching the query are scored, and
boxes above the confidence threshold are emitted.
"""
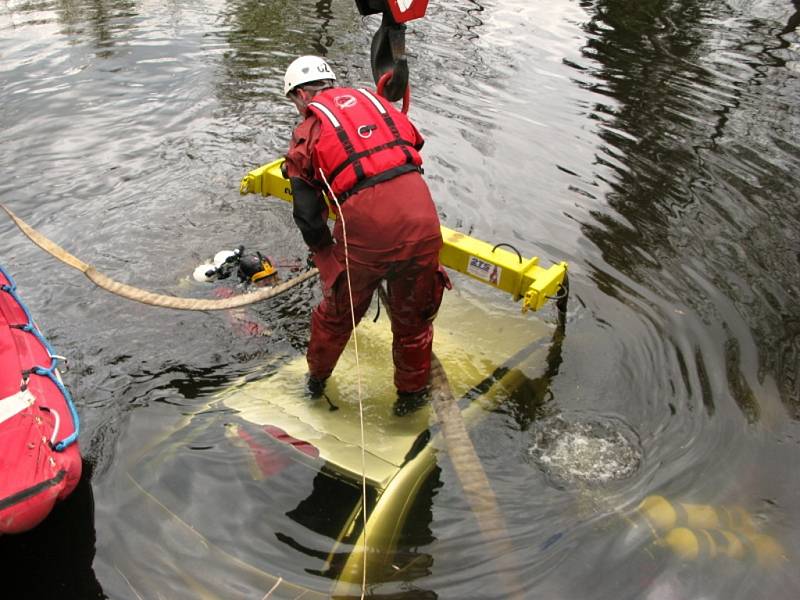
[291,177,333,251]
[286,118,333,251]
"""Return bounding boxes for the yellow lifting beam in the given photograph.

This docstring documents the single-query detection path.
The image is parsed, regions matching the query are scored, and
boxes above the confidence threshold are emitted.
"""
[240,158,568,313]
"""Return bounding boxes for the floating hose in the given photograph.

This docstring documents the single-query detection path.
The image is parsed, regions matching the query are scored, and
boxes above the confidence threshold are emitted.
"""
[1,204,319,311]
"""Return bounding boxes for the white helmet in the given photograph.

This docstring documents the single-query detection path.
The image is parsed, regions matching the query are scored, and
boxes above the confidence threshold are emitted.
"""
[283,55,336,96]
[213,250,237,268]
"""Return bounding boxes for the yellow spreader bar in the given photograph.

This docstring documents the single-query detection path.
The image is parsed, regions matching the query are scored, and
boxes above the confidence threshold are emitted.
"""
[240,158,568,313]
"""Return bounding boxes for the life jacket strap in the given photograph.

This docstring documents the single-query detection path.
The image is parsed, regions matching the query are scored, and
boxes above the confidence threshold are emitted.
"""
[336,163,421,203]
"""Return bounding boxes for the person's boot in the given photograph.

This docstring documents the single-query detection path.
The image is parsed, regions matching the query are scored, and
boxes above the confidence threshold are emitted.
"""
[393,388,430,416]
[306,374,327,399]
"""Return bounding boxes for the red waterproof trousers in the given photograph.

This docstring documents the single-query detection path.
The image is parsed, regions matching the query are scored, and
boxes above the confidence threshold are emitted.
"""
[307,250,448,393]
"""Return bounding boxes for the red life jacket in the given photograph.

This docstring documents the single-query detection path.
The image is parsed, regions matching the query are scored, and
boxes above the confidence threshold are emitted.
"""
[307,87,423,200]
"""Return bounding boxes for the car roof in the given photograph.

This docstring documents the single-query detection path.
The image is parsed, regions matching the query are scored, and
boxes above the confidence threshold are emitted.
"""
[218,290,553,490]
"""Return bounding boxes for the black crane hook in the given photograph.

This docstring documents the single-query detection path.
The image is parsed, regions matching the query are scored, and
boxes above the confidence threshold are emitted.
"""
[370,12,409,103]
[354,1,429,106]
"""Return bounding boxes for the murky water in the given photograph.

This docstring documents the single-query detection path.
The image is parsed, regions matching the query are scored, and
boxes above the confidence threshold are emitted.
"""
[2,0,799,598]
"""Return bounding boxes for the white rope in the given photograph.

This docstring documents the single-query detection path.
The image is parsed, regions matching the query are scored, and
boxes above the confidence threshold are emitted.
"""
[318,168,368,599]
[260,576,283,599]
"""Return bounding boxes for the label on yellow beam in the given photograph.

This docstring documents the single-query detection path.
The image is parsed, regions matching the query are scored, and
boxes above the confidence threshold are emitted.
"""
[466,257,502,284]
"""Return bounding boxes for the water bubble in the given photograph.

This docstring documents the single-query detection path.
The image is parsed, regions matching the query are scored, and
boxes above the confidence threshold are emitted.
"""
[528,414,641,488]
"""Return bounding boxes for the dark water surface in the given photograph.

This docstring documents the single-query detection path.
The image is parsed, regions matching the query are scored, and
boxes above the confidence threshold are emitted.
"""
[2,0,799,598]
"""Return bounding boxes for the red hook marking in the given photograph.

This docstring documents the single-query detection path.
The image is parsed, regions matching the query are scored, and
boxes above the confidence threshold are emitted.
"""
[377,71,411,114]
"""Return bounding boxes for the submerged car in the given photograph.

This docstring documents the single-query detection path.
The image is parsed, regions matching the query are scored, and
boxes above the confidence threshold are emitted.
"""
[122,291,558,598]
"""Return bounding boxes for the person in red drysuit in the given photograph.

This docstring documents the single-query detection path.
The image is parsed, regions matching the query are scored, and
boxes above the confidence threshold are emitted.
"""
[282,55,449,415]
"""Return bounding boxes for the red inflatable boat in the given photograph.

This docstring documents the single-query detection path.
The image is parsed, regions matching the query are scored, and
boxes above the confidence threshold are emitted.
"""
[0,265,81,534]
